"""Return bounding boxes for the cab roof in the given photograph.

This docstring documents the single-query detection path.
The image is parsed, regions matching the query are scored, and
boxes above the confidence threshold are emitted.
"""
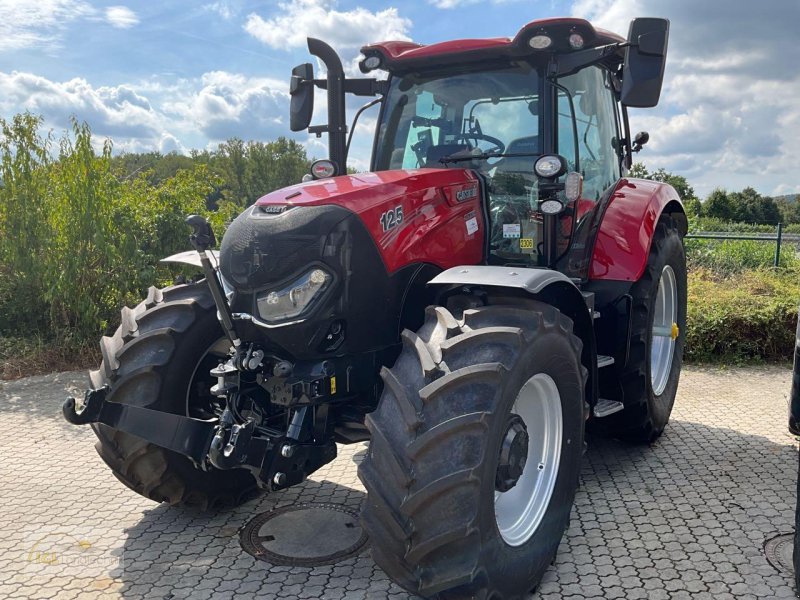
[360,17,625,73]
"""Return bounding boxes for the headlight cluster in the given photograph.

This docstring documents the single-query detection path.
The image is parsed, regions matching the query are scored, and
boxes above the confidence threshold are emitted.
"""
[256,268,332,323]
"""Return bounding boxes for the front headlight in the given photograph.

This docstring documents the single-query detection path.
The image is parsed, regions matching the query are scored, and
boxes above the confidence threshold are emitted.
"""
[256,268,332,323]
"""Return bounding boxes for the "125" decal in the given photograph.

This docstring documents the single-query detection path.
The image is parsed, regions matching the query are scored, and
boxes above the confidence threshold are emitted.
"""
[380,206,404,232]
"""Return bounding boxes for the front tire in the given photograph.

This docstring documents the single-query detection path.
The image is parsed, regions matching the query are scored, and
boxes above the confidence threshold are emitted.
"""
[91,282,261,510]
[358,303,586,599]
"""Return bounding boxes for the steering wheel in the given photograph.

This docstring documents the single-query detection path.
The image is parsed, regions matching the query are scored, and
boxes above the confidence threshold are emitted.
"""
[451,132,506,155]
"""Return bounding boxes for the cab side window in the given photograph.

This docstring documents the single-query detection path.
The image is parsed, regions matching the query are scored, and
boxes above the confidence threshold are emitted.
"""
[557,67,621,201]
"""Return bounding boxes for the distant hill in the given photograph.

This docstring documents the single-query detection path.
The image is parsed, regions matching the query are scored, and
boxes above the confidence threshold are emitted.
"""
[776,194,798,204]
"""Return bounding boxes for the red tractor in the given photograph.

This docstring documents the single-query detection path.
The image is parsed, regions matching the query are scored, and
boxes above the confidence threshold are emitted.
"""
[64,16,685,599]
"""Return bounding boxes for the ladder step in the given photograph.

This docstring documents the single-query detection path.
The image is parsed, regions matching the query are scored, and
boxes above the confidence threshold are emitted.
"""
[594,398,624,418]
[597,355,615,368]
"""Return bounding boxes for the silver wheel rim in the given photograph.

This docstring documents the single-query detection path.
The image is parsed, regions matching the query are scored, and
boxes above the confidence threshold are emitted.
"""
[494,373,562,547]
[651,265,677,396]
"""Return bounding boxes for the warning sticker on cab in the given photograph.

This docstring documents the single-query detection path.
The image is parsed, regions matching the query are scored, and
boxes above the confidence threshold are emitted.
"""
[503,223,521,238]
[519,238,534,250]
[464,211,479,235]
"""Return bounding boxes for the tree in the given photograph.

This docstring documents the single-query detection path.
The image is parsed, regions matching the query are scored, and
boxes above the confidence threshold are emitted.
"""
[703,188,735,221]
[727,187,781,225]
[628,162,649,179]
[683,197,703,218]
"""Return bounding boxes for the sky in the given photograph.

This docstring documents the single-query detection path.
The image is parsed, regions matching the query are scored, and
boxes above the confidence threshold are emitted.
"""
[0,0,798,198]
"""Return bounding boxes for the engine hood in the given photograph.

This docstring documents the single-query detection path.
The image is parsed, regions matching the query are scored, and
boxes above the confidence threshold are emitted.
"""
[255,168,480,214]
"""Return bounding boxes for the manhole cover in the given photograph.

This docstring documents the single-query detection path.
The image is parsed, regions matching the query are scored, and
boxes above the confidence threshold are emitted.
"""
[240,503,368,567]
[764,533,795,575]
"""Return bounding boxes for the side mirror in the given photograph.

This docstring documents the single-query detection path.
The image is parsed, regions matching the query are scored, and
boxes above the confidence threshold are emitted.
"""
[289,63,314,132]
[621,18,669,108]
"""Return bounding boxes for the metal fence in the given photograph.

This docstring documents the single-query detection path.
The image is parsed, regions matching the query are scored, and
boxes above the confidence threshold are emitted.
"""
[685,223,794,268]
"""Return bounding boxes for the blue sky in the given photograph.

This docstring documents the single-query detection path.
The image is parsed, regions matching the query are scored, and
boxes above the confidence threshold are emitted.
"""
[1,0,798,198]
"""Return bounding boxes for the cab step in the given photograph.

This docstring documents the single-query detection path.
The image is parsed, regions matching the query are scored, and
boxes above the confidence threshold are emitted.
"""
[593,398,625,418]
[597,355,615,368]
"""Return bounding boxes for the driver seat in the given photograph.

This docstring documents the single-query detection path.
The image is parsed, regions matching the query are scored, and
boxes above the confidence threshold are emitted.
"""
[492,136,539,174]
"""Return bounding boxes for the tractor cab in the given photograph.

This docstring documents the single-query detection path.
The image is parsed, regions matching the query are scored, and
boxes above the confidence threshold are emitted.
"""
[290,17,669,273]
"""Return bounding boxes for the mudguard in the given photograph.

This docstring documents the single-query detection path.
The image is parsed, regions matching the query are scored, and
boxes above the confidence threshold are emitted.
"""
[590,179,686,282]
[428,265,597,408]
[428,265,576,293]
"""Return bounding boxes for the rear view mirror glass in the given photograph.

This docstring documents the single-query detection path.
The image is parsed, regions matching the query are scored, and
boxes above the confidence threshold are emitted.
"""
[621,18,669,108]
[290,63,314,132]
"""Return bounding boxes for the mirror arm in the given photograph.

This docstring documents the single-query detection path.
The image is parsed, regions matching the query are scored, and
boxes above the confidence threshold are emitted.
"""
[313,78,389,97]
[553,43,625,78]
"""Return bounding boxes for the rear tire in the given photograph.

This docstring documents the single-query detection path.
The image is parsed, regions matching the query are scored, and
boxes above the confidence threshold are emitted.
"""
[358,303,586,599]
[91,282,261,510]
[598,215,687,443]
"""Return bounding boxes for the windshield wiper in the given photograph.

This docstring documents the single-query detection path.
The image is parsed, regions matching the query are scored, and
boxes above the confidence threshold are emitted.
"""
[439,151,539,165]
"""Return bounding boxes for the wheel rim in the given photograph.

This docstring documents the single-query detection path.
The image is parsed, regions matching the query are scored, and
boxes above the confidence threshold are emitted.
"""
[651,265,678,396]
[494,373,562,547]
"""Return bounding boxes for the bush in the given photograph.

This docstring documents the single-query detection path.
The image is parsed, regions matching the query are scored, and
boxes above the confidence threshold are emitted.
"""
[685,238,798,274]
[690,216,800,234]
[0,115,220,353]
[686,268,800,363]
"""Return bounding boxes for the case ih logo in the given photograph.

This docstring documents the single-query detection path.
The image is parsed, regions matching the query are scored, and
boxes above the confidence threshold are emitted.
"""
[455,186,478,202]
[258,205,290,215]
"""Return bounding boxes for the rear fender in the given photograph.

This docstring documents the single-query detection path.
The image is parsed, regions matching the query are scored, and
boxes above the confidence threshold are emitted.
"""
[590,179,686,282]
[429,266,597,409]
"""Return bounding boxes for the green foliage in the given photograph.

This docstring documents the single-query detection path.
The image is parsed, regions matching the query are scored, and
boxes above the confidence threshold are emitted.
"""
[685,238,797,275]
[0,113,308,363]
[111,151,196,185]
[0,114,52,333]
[702,186,782,225]
[686,268,800,363]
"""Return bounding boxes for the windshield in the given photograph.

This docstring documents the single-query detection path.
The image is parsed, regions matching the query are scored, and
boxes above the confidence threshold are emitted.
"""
[373,65,542,171]
[374,65,546,262]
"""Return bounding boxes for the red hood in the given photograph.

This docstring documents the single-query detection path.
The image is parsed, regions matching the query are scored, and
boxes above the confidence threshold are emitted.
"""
[255,168,485,274]
[255,168,481,212]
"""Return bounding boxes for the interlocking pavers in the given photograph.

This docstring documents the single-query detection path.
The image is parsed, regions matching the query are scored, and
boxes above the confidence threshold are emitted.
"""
[0,365,797,599]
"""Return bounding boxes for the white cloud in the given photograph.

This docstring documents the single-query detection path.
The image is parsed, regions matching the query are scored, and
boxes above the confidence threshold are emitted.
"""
[165,71,290,142]
[0,0,93,51]
[572,0,800,196]
[204,1,234,20]
[244,0,411,51]
[428,0,522,8]
[105,6,139,29]
[0,69,298,152]
[0,71,161,139]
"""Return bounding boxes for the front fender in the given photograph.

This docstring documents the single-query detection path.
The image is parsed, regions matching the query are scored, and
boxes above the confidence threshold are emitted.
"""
[589,179,685,282]
[428,265,597,409]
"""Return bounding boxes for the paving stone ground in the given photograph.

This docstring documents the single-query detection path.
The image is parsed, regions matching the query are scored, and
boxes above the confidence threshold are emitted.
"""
[0,366,797,599]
